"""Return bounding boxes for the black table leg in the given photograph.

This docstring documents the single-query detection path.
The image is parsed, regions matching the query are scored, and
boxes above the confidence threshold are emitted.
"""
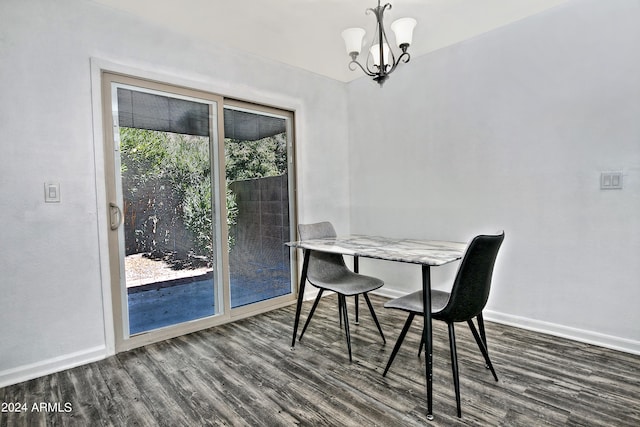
[354,256,359,324]
[291,249,310,348]
[421,264,434,420]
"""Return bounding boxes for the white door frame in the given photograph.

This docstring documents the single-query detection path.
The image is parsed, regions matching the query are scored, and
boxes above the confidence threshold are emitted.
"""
[90,58,300,355]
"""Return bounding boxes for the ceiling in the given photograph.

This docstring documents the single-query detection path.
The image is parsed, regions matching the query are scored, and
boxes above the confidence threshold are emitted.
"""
[92,0,569,82]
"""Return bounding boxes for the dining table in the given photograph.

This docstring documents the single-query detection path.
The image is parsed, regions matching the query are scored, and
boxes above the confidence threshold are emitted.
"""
[286,234,467,420]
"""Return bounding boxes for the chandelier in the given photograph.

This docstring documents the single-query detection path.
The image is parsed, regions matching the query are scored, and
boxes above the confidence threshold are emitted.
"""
[341,1,417,86]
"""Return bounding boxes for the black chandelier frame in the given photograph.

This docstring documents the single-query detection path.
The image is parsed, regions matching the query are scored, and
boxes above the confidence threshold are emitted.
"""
[347,1,412,86]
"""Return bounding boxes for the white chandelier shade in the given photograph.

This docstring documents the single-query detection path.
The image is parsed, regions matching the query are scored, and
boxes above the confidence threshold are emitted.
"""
[341,28,366,55]
[369,43,390,67]
[390,17,417,48]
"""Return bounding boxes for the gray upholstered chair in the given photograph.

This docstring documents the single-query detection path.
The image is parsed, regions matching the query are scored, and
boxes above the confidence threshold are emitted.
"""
[383,231,504,418]
[297,222,386,361]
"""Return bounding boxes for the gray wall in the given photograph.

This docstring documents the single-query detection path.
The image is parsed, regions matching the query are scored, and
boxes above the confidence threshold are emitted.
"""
[1,0,638,388]
[0,0,350,386]
[346,0,640,351]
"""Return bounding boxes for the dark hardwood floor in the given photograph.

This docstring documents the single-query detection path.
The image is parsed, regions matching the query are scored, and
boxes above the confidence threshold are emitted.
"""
[1,294,639,426]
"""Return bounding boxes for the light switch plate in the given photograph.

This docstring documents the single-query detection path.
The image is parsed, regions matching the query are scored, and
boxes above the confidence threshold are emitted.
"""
[45,182,60,202]
[600,172,623,190]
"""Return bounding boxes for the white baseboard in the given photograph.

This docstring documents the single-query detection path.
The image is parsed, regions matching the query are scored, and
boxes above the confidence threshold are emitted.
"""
[372,291,640,356]
[372,288,407,301]
[0,346,107,388]
[303,287,320,301]
[482,310,640,356]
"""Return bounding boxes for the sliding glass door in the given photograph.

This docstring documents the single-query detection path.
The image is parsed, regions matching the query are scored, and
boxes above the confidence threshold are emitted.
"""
[102,73,296,351]
[223,103,295,308]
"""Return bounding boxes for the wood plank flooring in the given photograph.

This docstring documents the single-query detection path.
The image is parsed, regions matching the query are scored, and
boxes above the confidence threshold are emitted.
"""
[1,294,639,426]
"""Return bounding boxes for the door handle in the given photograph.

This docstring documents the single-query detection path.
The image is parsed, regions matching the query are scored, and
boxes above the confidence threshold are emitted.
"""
[109,202,124,230]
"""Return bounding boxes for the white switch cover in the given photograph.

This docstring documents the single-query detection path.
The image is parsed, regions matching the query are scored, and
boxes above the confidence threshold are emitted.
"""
[600,172,623,190]
[45,183,60,202]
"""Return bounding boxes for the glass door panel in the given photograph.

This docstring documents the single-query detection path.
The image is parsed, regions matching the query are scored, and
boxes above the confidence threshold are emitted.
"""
[224,106,294,308]
[112,84,221,335]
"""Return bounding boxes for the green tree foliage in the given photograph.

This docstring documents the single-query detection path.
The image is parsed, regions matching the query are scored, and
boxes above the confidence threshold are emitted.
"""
[120,128,230,261]
[119,128,286,263]
[225,133,287,181]
[120,128,167,197]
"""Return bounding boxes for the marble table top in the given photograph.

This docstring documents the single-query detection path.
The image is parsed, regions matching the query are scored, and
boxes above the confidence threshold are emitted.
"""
[286,234,467,266]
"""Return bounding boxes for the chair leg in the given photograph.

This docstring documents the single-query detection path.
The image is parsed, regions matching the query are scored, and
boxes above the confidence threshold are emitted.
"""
[338,294,353,362]
[476,312,491,369]
[354,294,359,325]
[477,312,488,350]
[383,313,415,377]
[299,289,324,341]
[447,322,462,418]
[338,294,343,329]
[418,333,424,357]
[467,319,499,382]
[363,293,386,344]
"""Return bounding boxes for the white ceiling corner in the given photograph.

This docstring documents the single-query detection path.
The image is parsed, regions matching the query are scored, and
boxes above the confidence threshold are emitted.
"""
[91,0,570,82]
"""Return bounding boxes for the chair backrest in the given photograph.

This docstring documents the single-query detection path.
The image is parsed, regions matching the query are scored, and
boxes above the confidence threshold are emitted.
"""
[298,222,348,282]
[438,232,505,323]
